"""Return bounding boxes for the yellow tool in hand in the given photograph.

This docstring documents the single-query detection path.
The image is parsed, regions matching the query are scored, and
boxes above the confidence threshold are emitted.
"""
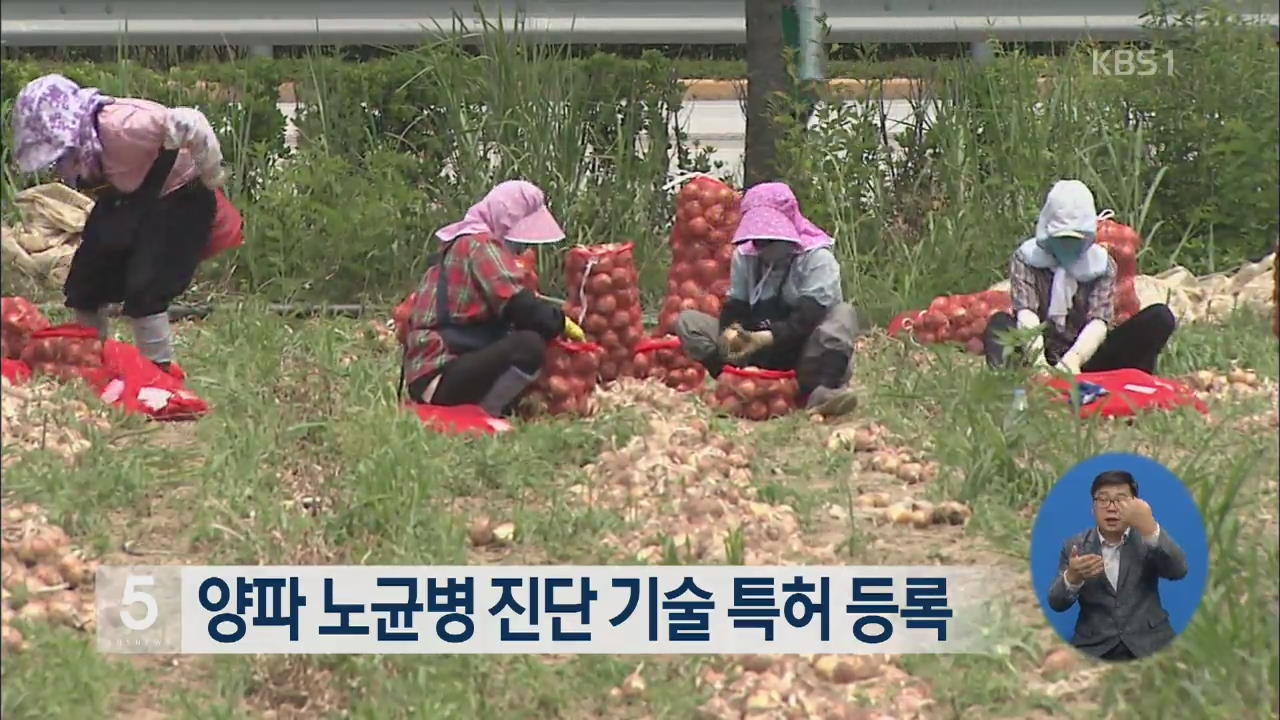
[563,316,585,342]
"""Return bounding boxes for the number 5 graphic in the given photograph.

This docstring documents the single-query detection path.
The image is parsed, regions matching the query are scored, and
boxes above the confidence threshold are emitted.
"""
[120,575,158,631]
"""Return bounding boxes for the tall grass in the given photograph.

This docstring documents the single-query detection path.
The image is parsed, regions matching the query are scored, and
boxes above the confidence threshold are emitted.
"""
[0,4,1274,310]
[774,4,1276,321]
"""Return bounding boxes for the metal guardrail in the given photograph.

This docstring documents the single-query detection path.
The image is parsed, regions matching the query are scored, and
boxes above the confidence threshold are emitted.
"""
[3,1,1276,47]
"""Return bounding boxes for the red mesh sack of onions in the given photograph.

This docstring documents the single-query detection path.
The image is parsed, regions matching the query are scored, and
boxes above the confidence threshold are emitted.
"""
[710,366,800,421]
[2,296,51,360]
[517,339,604,417]
[563,243,644,382]
[18,324,104,382]
[1095,211,1142,324]
[893,290,1014,356]
[631,336,707,392]
[653,176,743,336]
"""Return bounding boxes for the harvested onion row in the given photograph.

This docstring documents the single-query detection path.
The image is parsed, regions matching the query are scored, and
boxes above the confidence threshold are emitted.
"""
[1,376,104,467]
[1185,367,1270,398]
[695,652,932,719]
[2,500,100,654]
[574,379,818,566]
[828,423,941,485]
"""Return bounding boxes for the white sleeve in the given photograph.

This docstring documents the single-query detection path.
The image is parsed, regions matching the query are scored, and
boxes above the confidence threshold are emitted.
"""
[1141,523,1161,547]
[1062,570,1084,594]
[164,108,225,185]
[1016,309,1048,366]
[1065,319,1108,365]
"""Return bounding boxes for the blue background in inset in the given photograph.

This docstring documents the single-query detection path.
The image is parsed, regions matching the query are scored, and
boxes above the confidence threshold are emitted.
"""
[1029,452,1209,643]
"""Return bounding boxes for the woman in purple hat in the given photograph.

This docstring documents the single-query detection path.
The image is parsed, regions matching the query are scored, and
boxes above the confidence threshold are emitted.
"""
[673,182,860,416]
[10,74,227,372]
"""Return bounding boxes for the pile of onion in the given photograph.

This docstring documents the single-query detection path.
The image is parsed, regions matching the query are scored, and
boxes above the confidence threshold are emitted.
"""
[563,243,645,382]
[631,336,706,392]
[653,177,742,336]
[710,366,799,421]
[856,494,972,528]
[517,339,604,417]
[1187,367,1265,396]
[889,290,1013,355]
[827,424,940,484]
[2,501,99,655]
[1,297,50,360]
[17,327,104,381]
[1095,214,1142,324]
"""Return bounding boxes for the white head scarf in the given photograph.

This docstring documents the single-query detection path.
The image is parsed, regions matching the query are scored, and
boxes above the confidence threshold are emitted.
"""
[1016,180,1112,330]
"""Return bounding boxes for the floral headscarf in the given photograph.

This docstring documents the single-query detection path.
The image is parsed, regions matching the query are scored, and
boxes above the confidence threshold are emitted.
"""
[11,74,112,183]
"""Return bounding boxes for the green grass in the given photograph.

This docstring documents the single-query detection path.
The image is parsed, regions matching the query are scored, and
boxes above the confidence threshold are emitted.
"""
[2,302,1275,719]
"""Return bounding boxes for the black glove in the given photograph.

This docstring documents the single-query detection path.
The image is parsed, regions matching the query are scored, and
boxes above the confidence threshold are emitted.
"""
[718,298,751,333]
[502,289,564,341]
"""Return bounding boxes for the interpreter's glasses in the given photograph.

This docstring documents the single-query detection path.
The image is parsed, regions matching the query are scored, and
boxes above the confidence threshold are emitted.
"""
[1093,496,1132,508]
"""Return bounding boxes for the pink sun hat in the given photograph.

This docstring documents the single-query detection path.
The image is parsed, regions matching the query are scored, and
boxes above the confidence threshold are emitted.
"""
[732,206,803,244]
[731,182,833,253]
[435,180,566,244]
[503,204,565,244]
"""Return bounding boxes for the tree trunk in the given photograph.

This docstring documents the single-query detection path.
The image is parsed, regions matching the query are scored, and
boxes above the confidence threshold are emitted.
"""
[743,0,788,188]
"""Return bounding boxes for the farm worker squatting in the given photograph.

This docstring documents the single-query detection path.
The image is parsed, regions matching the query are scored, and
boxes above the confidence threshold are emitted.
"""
[675,182,860,417]
[982,179,1176,375]
[11,74,227,372]
[402,180,586,416]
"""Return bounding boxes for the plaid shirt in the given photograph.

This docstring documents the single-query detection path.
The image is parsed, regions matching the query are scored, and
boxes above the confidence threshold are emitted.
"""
[403,233,527,387]
[1009,251,1116,362]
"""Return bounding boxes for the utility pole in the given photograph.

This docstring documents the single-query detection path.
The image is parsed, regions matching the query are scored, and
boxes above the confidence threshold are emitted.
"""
[743,0,787,188]
[745,0,824,188]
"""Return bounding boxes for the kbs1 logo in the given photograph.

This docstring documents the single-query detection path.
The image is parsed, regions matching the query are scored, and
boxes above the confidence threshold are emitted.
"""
[1092,49,1174,76]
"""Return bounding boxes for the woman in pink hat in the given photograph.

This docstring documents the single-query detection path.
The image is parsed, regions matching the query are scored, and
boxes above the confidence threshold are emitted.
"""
[401,180,585,416]
[674,182,860,416]
[10,74,228,372]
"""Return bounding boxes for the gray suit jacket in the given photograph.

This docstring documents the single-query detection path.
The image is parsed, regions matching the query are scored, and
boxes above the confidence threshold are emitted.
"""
[1046,526,1189,659]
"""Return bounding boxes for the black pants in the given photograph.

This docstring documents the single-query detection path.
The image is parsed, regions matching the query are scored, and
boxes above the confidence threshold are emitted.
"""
[983,304,1176,375]
[408,330,546,405]
[64,183,216,318]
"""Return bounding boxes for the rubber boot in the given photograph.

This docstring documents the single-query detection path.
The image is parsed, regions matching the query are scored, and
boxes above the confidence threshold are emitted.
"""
[805,350,858,417]
[478,366,539,418]
[74,309,109,340]
[130,312,174,371]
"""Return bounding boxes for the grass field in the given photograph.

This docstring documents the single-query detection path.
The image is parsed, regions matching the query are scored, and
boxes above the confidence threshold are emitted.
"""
[1,298,1276,720]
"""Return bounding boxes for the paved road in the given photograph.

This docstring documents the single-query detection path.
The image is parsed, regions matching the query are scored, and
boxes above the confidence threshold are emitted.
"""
[276,98,932,182]
[677,99,930,180]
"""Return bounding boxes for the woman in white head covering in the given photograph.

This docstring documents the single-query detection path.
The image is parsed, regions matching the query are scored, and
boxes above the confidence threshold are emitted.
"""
[983,180,1175,374]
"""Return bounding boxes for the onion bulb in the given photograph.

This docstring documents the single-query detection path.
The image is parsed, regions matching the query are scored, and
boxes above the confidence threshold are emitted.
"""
[898,463,925,484]
[17,600,48,622]
[467,517,495,547]
[1,624,25,653]
[58,555,90,587]
[887,503,914,525]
